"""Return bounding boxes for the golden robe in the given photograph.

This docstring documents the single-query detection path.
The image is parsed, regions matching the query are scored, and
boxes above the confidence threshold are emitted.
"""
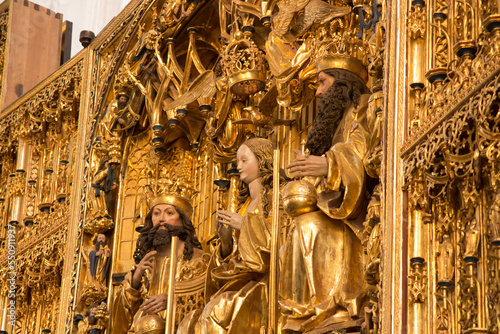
[279,95,371,332]
[319,94,372,234]
[193,197,271,334]
[111,248,209,334]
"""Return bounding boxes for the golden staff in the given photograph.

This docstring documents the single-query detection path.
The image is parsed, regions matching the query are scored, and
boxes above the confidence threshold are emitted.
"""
[268,149,280,334]
[165,235,179,334]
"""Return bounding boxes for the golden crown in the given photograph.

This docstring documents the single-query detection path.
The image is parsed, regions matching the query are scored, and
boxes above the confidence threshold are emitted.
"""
[220,33,267,95]
[147,147,196,218]
[310,14,370,83]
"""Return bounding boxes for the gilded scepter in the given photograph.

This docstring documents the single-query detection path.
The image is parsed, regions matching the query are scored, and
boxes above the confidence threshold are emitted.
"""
[268,149,280,334]
[165,235,179,334]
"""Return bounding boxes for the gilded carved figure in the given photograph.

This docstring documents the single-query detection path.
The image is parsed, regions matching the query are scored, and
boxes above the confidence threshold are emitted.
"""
[102,94,135,139]
[88,234,111,288]
[88,156,117,225]
[282,64,371,332]
[464,216,480,261]
[263,0,350,108]
[111,195,209,334]
[74,303,110,334]
[363,187,381,286]
[180,138,288,334]
[437,234,454,285]
[80,234,111,308]
[99,86,140,165]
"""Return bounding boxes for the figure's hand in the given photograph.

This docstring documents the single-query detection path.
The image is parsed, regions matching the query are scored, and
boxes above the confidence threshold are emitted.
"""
[216,210,243,230]
[286,149,328,178]
[217,210,242,258]
[131,251,156,289]
[140,294,168,314]
[96,250,103,256]
[216,215,233,258]
[118,117,126,125]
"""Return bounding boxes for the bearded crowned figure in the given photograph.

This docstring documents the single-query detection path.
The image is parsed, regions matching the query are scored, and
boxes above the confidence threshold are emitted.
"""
[111,195,210,334]
[282,65,371,332]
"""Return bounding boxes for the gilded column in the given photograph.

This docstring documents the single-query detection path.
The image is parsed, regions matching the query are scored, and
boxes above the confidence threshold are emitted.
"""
[10,143,27,221]
[9,125,29,232]
[407,170,429,334]
[408,0,427,133]
[457,176,485,333]
[426,0,451,117]
[433,197,455,334]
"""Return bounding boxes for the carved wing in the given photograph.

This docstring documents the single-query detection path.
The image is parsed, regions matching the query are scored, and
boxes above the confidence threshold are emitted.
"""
[163,70,216,111]
[273,0,312,36]
[258,85,279,115]
[232,0,263,18]
[294,0,351,35]
[232,118,254,125]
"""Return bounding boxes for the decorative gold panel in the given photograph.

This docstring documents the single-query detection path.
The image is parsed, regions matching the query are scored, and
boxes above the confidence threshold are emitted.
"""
[404,0,500,332]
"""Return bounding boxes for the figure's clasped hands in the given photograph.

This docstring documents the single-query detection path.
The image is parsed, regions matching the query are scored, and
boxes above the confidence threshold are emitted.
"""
[286,149,328,178]
[140,294,168,314]
[131,250,156,289]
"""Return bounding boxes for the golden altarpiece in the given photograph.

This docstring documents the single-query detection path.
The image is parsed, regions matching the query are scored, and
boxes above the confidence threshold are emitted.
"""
[0,0,499,332]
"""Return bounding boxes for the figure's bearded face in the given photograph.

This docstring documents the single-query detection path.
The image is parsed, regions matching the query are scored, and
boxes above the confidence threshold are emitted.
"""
[148,204,185,248]
[95,240,106,251]
[95,234,106,251]
[117,95,128,109]
[134,204,201,264]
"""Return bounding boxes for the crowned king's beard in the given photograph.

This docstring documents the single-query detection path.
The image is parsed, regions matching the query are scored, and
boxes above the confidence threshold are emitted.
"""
[304,82,351,157]
[147,223,187,249]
